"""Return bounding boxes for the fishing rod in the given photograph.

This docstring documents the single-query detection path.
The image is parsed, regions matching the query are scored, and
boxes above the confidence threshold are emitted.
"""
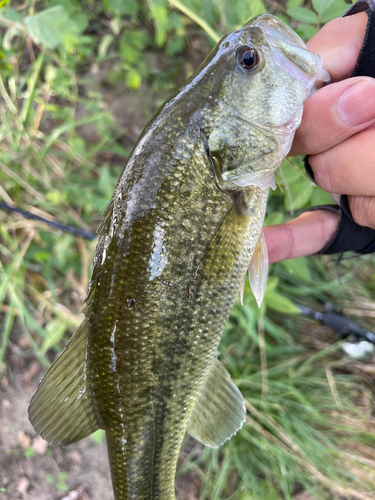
[297,303,375,345]
[0,202,96,241]
[297,303,375,362]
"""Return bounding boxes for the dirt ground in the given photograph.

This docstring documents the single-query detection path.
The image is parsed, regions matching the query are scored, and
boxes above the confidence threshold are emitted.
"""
[0,353,201,500]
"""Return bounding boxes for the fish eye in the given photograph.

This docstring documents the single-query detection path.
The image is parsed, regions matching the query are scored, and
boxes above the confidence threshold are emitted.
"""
[237,46,260,71]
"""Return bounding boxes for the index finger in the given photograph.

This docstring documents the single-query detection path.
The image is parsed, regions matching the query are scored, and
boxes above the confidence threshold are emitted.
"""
[307,12,368,82]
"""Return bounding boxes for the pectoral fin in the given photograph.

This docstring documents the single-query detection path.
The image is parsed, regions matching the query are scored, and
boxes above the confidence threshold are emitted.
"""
[28,319,100,446]
[248,230,269,308]
[186,358,246,448]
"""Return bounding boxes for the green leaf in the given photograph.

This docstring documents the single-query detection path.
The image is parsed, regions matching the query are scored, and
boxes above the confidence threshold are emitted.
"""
[311,188,333,205]
[104,0,138,17]
[152,5,168,46]
[284,178,313,211]
[0,7,21,22]
[47,0,78,16]
[264,212,284,226]
[295,24,318,41]
[267,276,279,291]
[321,0,348,23]
[287,7,319,24]
[279,162,301,184]
[264,291,300,314]
[166,36,185,56]
[125,68,141,89]
[120,30,148,63]
[281,257,311,282]
[25,6,84,50]
[244,0,266,20]
[312,0,335,15]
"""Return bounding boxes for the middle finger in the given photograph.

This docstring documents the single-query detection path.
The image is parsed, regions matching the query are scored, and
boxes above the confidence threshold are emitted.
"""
[308,123,375,195]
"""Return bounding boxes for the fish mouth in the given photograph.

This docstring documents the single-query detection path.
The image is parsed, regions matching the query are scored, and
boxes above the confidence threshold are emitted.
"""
[249,14,331,93]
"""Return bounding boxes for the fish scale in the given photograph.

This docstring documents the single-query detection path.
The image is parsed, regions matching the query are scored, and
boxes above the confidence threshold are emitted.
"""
[29,14,328,500]
[94,182,262,500]
[89,129,263,499]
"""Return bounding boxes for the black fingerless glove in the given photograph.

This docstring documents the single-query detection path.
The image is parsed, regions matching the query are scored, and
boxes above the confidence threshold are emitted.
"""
[304,0,375,255]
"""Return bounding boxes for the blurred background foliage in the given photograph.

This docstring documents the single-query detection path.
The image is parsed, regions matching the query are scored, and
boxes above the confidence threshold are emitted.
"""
[1,0,375,499]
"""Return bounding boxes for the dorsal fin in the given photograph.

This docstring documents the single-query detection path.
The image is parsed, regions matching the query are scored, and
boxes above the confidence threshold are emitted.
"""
[28,319,101,445]
[83,198,114,314]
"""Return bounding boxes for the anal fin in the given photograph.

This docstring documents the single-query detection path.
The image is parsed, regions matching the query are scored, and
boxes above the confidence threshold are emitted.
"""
[28,319,100,446]
[186,358,245,448]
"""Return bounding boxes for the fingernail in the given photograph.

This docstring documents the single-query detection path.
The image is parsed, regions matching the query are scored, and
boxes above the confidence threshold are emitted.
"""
[338,80,375,126]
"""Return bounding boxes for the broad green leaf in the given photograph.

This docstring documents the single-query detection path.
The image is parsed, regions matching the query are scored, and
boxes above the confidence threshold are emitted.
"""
[311,188,333,205]
[264,212,284,226]
[104,0,138,17]
[169,0,219,43]
[120,30,148,63]
[279,162,301,184]
[287,7,318,24]
[152,5,169,46]
[284,178,313,210]
[281,257,311,282]
[296,24,318,41]
[122,30,148,51]
[25,6,83,50]
[166,35,185,56]
[276,14,290,26]
[264,291,300,314]
[47,0,78,15]
[247,0,266,18]
[120,42,138,64]
[0,7,21,22]
[312,0,335,15]
[321,0,348,23]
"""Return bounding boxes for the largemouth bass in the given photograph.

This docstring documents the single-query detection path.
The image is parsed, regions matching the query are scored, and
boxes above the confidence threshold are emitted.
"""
[29,14,328,500]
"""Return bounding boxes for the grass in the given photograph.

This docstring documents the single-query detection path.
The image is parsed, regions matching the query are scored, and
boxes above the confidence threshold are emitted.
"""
[2,0,375,499]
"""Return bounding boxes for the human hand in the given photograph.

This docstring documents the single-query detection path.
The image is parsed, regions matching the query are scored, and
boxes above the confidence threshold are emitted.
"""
[265,12,375,263]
